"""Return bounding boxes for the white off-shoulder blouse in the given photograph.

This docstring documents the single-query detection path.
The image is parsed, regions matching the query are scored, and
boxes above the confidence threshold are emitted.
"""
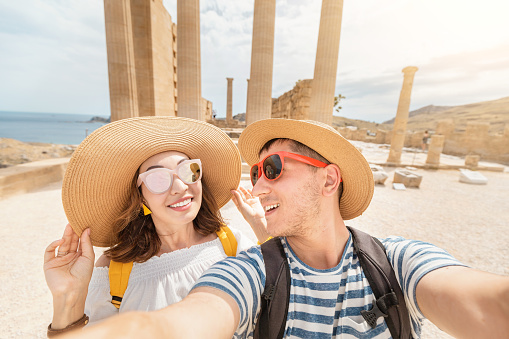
[84,227,254,325]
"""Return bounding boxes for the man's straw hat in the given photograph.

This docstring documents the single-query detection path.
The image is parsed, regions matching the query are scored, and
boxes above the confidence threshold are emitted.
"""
[238,118,374,220]
[62,117,241,247]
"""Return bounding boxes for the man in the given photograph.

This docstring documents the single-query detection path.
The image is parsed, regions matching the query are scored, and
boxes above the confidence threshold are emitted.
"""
[65,119,508,338]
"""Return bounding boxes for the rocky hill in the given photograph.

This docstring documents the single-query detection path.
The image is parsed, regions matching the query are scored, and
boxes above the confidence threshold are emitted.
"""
[0,138,76,168]
[383,96,509,134]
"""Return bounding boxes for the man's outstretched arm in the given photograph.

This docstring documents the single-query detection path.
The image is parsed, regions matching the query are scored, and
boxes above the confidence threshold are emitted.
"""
[417,266,509,339]
[61,287,240,339]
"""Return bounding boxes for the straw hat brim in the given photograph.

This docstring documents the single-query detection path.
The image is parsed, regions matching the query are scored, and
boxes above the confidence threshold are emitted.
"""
[238,119,374,220]
[62,117,241,247]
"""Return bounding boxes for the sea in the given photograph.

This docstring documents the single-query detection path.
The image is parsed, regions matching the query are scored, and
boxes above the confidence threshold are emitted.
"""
[0,111,110,145]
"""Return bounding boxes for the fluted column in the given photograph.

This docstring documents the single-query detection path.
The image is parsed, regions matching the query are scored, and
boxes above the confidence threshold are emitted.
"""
[177,0,202,120]
[104,0,139,121]
[308,0,344,125]
[245,78,250,117]
[226,78,234,125]
[387,66,419,164]
[246,0,276,125]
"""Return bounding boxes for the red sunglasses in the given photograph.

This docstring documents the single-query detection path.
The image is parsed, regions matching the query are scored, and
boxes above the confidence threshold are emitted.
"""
[250,151,329,186]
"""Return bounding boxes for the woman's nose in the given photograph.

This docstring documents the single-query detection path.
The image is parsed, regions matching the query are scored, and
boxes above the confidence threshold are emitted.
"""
[170,174,188,194]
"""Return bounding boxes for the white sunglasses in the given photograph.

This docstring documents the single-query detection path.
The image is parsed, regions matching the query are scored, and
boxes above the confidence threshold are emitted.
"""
[137,159,202,194]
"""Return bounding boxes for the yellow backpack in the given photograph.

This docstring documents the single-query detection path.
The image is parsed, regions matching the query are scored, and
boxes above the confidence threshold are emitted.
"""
[108,225,238,309]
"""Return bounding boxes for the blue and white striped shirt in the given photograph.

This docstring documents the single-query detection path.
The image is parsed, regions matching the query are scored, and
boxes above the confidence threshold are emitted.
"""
[193,232,465,338]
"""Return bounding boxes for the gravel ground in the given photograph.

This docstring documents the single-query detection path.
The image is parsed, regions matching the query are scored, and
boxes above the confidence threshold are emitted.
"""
[1,166,508,338]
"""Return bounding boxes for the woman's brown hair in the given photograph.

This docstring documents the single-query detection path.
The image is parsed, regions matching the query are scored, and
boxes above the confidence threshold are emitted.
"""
[104,171,224,263]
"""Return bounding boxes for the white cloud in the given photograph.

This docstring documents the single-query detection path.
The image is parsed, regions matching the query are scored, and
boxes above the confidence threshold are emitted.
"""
[0,0,109,115]
[1,0,508,122]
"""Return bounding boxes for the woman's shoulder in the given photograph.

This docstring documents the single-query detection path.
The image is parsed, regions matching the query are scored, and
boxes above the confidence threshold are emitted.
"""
[225,225,257,254]
[95,254,111,268]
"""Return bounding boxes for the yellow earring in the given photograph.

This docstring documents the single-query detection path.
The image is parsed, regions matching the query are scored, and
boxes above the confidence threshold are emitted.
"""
[142,203,152,216]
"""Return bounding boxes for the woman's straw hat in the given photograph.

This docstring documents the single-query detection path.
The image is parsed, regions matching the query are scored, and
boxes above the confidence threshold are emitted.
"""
[62,117,241,247]
[238,118,374,220]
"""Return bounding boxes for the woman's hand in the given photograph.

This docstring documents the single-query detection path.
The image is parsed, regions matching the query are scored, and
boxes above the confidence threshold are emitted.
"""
[44,224,95,329]
[231,187,270,243]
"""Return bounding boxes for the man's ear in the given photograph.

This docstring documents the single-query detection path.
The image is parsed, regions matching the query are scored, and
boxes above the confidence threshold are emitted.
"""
[322,164,341,197]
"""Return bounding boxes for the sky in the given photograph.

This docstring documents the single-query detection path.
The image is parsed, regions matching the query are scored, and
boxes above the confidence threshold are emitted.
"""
[0,0,508,123]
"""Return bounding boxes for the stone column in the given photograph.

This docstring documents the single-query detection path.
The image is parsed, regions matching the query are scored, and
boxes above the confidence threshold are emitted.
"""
[246,0,276,125]
[426,135,445,168]
[387,66,419,164]
[226,78,234,125]
[177,0,202,120]
[245,78,250,118]
[308,0,344,125]
[104,0,139,121]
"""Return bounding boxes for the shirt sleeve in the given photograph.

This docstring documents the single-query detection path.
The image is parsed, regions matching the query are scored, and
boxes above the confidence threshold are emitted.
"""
[192,246,266,337]
[84,267,119,326]
[380,236,468,322]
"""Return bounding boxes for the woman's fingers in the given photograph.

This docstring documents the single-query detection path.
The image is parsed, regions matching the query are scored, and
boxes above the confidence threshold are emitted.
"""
[44,238,65,263]
[79,229,94,261]
[239,186,249,195]
[57,224,74,255]
[68,228,80,254]
[231,190,240,207]
[239,186,250,199]
[239,186,255,200]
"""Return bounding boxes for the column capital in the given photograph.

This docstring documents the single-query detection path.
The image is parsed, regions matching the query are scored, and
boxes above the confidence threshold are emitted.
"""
[402,66,418,74]
[226,77,234,82]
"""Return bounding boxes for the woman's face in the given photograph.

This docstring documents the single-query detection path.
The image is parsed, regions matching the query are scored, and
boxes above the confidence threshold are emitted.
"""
[139,151,202,229]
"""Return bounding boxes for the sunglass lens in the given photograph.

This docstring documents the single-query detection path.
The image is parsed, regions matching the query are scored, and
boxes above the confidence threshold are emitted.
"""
[250,165,259,185]
[263,155,282,180]
[145,171,172,194]
[179,161,201,184]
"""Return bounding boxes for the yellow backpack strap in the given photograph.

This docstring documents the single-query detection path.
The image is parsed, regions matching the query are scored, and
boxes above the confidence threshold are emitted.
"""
[108,260,133,309]
[216,225,238,257]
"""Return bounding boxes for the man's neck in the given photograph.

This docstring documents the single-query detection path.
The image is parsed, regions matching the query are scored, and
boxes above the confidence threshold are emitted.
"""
[285,211,349,270]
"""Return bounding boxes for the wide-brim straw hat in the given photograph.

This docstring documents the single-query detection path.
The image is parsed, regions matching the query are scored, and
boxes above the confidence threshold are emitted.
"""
[62,116,241,247]
[238,118,374,220]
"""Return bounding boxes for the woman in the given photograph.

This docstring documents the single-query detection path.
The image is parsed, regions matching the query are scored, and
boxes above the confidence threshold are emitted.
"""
[43,117,262,336]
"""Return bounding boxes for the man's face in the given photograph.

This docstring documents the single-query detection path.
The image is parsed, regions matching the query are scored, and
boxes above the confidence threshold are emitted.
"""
[251,140,323,237]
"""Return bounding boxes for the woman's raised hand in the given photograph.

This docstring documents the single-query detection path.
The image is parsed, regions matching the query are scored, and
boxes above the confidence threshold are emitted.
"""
[231,186,270,243]
[44,224,95,328]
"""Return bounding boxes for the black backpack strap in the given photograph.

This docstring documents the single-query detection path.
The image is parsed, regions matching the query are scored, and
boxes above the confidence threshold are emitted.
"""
[253,237,290,339]
[347,226,412,339]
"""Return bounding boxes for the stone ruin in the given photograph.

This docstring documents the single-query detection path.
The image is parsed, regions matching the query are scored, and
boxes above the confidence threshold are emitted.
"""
[271,80,313,120]
[336,121,509,166]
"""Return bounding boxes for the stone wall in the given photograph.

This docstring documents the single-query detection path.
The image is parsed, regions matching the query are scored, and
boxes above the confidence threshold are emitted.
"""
[437,121,509,164]
[271,79,313,120]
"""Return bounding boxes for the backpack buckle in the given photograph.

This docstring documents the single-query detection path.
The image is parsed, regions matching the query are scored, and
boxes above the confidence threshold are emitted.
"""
[361,299,388,329]
[262,284,276,301]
